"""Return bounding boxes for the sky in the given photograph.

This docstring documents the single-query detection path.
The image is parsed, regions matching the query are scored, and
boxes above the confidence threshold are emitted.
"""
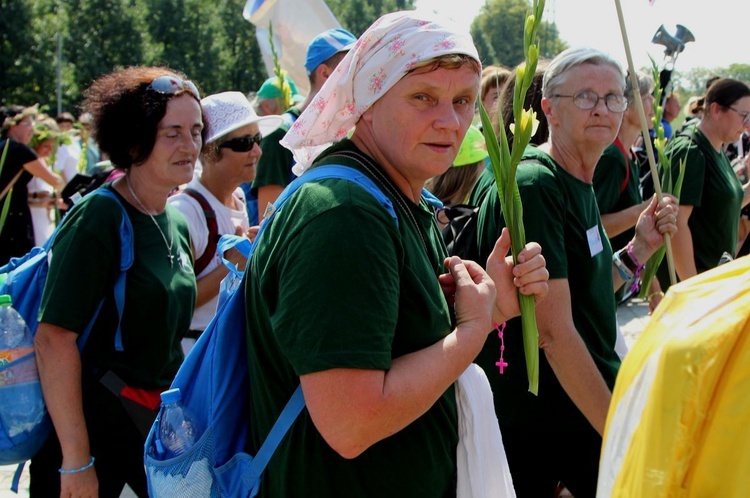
[413,0,748,73]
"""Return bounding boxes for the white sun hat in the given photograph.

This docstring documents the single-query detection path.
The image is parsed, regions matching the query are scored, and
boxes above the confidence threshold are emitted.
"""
[201,91,283,144]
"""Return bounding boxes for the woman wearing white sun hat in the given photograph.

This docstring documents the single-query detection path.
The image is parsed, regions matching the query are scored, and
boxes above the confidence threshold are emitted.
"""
[170,91,281,350]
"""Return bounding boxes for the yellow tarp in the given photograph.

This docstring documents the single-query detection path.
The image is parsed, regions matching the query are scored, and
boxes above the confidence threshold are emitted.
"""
[598,255,750,497]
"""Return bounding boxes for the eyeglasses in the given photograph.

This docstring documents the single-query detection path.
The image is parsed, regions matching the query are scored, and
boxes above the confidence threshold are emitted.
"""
[728,106,750,126]
[218,134,263,152]
[147,76,200,99]
[551,91,628,113]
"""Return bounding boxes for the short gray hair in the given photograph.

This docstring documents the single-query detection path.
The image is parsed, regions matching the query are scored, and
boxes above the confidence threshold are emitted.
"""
[625,71,654,102]
[542,47,625,98]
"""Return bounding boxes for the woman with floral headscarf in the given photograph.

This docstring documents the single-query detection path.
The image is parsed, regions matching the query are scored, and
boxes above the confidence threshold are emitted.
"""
[245,10,548,497]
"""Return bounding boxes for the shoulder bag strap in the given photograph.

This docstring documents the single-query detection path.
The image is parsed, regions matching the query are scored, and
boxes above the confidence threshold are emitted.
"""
[0,169,25,203]
[613,137,631,194]
[183,187,218,275]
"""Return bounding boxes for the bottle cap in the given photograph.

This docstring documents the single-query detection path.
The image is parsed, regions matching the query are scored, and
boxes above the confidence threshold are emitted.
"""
[0,295,11,306]
[160,388,182,405]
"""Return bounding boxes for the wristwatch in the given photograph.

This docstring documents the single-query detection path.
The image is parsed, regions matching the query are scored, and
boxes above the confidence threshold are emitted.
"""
[613,249,634,280]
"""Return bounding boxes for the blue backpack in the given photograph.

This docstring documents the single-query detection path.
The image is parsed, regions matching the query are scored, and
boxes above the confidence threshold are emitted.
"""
[144,165,404,497]
[0,188,133,491]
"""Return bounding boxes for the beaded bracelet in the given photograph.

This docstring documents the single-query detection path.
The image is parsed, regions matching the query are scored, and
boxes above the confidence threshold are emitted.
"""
[626,241,646,293]
[59,456,95,474]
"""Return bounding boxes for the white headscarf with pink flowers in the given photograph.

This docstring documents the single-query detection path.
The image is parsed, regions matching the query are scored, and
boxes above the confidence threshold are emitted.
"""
[280,10,480,175]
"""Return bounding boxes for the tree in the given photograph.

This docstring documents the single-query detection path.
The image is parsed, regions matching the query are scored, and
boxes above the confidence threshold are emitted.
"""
[471,0,566,67]
[63,0,151,103]
[726,63,750,84]
[0,0,41,106]
[326,0,415,36]
[213,0,265,95]
[674,64,750,99]
[146,0,225,94]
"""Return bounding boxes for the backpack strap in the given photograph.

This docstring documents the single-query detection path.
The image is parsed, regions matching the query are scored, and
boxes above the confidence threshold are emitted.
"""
[237,164,397,486]
[182,188,219,276]
[243,385,305,487]
[80,188,134,352]
[277,111,298,133]
[261,164,398,233]
[613,137,631,195]
[421,188,444,210]
[677,126,715,157]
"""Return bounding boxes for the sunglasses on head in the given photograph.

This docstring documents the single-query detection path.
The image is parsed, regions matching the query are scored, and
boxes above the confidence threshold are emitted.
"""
[218,134,263,152]
[147,75,201,99]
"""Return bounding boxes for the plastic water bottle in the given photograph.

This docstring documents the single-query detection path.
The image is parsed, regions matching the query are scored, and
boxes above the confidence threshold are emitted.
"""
[0,294,45,438]
[0,295,31,350]
[157,388,202,458]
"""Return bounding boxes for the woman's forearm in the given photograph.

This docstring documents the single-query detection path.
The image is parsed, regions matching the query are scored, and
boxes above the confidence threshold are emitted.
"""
[34,323,92,469]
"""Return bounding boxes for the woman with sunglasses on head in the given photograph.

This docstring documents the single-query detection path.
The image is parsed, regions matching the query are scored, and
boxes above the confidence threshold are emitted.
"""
[31,67,202,497]
[657,78,750,292]
[169,92,280,351]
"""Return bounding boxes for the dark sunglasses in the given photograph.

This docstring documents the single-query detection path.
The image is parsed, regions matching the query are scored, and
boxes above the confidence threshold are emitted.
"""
[147,75,201,99]
[218,134,263,152]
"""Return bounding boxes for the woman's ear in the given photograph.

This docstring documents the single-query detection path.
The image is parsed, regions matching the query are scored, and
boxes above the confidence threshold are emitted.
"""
[541,97,555,126]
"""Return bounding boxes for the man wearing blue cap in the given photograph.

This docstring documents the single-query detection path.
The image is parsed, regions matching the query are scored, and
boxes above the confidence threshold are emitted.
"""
[250,28,357,223]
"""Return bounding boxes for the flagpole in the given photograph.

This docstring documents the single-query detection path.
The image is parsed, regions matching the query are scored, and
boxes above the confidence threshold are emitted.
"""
[613,0,677,285]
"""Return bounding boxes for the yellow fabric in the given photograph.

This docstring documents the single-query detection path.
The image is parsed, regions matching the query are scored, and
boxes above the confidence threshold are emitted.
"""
[598,255,750,497]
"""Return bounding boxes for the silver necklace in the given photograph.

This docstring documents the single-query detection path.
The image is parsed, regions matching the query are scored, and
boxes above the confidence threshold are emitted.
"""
[126,174,175,268]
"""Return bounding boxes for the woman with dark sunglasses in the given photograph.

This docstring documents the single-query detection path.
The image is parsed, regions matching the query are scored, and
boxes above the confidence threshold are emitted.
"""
[31,66,202,497]
[169,91,280,351]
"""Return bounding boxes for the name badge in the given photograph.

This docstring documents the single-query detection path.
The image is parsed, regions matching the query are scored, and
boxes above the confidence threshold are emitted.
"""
[586,225,603,257]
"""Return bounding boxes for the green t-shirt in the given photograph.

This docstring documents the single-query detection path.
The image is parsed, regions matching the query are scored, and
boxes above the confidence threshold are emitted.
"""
[659,127,743,287]
[475,147,620,429]
[245,140,458,497]
[250,107,301,195]
[467,159,495,207]
[39,185,196,388]
[593,141,642,253]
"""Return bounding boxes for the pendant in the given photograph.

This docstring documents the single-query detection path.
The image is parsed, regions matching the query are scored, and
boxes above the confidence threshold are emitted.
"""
[167,252,174,268]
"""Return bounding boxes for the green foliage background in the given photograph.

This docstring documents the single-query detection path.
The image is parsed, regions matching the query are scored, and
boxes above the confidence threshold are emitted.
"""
[1,0,744,115]
[471,0,567,67]
[0,0,416,113]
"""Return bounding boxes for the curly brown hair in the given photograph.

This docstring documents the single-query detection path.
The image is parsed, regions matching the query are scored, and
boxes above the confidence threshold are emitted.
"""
[80,66,204,170]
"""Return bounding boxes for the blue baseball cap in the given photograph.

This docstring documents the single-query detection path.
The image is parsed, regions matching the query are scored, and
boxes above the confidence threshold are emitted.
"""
[304,28,357,75]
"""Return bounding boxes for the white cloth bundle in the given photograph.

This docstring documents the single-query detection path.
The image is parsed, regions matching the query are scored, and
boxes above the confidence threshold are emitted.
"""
[456,364,516,498]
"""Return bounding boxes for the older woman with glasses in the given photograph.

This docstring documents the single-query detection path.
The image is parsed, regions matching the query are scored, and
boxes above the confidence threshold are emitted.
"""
[32,67,202,497]
[658,78,750,291]
[475,47,678,497]
[169,92,280,351]
[592,71,669,311]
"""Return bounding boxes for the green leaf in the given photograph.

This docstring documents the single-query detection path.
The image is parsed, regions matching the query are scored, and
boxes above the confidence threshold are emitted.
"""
[0,190,13,238]
[478,43,540,394]
[0,140,10,237]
